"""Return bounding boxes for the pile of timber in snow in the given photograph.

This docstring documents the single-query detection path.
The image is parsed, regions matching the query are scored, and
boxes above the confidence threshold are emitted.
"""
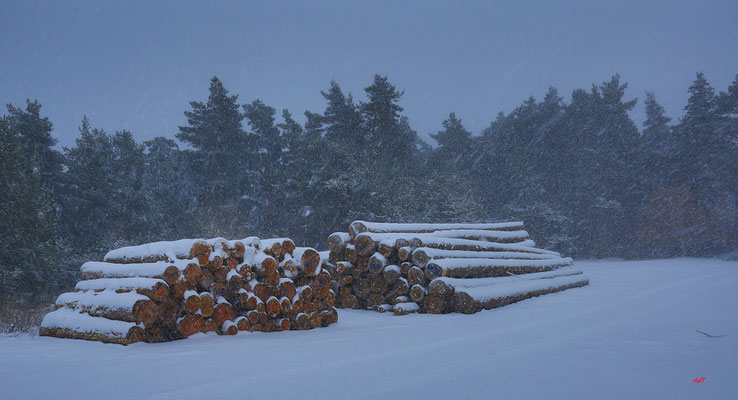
[40,237,337,345]
[326,221,589,315]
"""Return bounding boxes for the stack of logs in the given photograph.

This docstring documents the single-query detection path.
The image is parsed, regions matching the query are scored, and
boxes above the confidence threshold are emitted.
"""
[326,221,589,315]
[40,237,338,345]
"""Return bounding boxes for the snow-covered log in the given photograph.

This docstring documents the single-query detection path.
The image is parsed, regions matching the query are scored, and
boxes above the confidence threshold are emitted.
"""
[452,274,590,314]
[39,308,144,345]
[348,221,526,238]
[104,239,204,264]
[293,247,322,276]
[393,302,420,316]
[80,260,189,285]
[177,313,204,337]
[424,229,530,243]
[367,252,388,273]
[75,278,169,302]
[55,290,158,326]
[436,267,585,289]
[411,247,559,268]
[327,232,351,253]
[260,238,295,258]
[424,257,573,279]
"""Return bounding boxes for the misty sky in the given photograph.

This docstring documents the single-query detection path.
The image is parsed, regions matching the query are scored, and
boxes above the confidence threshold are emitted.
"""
[2,0,737,148]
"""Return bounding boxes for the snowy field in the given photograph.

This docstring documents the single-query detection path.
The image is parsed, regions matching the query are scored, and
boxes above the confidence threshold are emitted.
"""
[1,258,736,400]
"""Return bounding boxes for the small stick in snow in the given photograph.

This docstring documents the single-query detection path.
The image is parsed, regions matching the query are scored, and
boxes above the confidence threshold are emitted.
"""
[696,329,728,338]
[505,271,526,280]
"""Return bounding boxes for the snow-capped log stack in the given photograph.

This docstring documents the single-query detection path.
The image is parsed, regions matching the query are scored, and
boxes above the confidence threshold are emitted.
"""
[39,237,337,345]
[327,221,589,316]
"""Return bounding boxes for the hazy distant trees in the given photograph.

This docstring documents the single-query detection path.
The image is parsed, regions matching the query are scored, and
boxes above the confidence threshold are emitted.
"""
[2,71,737,304]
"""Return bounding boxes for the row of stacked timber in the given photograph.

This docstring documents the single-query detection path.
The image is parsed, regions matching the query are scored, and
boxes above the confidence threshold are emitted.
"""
[40,237,337,345]
[326,221,589,315]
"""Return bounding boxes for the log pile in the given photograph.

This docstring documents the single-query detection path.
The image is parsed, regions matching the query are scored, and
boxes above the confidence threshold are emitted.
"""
[40,237,338,345]
[326,221,589,315]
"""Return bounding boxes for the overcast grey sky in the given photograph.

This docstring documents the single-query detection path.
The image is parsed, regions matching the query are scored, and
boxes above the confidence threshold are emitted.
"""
[2,0,737,148]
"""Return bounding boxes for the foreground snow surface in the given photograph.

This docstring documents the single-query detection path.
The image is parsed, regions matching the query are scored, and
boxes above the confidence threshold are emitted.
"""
[2,259,736,400]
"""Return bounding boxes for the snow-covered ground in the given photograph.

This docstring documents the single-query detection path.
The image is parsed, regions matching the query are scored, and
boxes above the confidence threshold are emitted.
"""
[1,259,736,400]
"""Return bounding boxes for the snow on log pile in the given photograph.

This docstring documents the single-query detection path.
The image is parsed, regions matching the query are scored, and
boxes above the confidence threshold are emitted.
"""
[327,221,589,315]
[40,237,337,345]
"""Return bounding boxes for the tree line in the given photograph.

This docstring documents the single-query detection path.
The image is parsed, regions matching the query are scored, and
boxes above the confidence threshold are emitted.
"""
[1,72,736,304]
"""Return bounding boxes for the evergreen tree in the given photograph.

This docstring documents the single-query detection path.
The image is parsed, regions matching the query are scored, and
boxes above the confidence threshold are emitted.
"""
[142,137,192,240]
[61,117,117,253]
[431,112,472,158]
[1,104,67,303]
[177,76,253,237]
[243,99,284,235]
